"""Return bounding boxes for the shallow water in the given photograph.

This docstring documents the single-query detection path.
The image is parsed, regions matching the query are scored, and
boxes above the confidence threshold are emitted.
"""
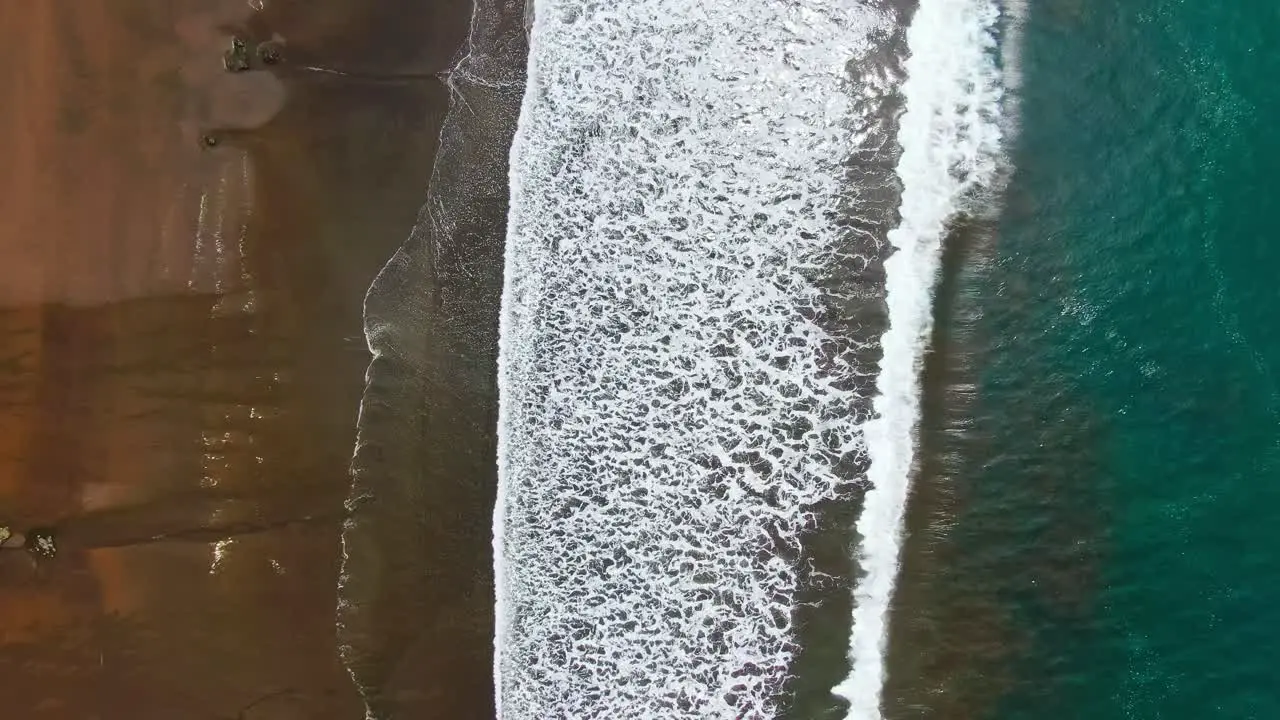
[493,0,1011,717]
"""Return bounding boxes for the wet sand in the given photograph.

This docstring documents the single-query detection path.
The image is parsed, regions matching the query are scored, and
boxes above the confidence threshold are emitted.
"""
[0,0,471,717]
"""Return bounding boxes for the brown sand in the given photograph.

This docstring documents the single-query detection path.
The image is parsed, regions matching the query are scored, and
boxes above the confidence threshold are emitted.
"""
[0,0,471,717]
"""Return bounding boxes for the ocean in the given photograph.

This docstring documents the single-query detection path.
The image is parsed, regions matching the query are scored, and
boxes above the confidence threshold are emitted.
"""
[888,1,1280,718]
[350,0,1280,717]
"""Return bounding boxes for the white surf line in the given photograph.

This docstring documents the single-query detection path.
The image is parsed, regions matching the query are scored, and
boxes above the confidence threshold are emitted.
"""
[833,0,1010,717]
[998,0,1027,136]
[496,0,888,717]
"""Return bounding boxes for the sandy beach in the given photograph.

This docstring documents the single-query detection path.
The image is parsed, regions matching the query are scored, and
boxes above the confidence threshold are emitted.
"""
[0,0,472,716]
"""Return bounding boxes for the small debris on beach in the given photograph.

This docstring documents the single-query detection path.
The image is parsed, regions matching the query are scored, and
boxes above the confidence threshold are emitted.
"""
[224,37,251,73]
[258,41,283,66]
[25,527,57,559]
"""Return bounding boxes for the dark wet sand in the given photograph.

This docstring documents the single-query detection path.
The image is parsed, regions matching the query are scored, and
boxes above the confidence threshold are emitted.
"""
[0,0,471,717]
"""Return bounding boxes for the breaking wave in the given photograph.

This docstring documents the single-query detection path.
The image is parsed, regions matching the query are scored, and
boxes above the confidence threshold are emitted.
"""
[495,0,892,717]
[833,0,1011,717]
[495,0,1013,716]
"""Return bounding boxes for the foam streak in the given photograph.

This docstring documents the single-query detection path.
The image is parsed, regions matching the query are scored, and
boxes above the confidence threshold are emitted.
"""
[496,0,889,717]
[833,0,1008,717]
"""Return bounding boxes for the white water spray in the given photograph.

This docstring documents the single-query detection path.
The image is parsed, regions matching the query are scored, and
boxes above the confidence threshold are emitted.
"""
[833,0,1010,717]
[496,0,890,717]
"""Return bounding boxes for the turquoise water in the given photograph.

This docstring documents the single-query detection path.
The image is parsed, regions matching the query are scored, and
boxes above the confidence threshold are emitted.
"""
[889,1,1280,717]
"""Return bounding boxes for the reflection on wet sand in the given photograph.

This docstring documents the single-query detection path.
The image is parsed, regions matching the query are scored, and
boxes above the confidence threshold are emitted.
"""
[0,0,470,716]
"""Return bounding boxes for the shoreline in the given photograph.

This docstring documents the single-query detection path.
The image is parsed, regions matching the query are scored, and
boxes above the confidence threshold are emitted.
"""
[339,0,528,716]
[0,0,471,715]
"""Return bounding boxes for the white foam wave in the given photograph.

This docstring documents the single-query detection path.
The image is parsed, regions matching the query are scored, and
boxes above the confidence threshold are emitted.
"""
[832,0,1009,717]
[998,0,1027,136]
[496,0,889,717]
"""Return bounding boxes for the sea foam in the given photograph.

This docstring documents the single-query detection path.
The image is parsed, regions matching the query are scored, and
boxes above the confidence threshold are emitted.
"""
[833,0,1009,717]
[496,0,889,717]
